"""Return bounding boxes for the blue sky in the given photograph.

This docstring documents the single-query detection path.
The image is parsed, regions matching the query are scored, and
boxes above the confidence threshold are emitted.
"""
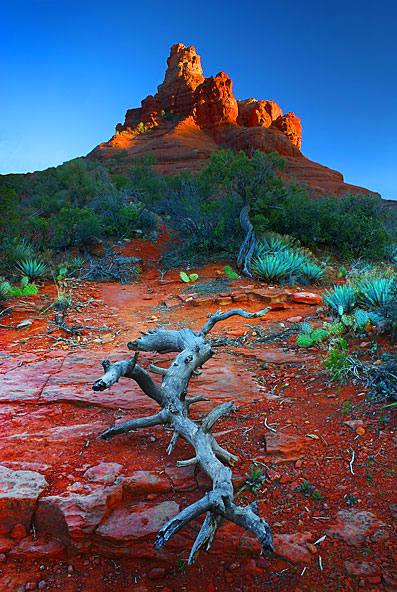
[2,0,396,199]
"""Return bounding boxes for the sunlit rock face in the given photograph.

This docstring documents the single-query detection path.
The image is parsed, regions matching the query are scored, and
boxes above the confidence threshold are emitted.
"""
[155,43,205,116]
[88,43,378,197]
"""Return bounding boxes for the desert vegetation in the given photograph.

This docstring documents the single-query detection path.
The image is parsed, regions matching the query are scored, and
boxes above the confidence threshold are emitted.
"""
[0,148,396,590]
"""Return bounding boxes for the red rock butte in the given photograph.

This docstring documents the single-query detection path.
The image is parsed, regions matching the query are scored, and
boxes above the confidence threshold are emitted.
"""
[87,43,376,196]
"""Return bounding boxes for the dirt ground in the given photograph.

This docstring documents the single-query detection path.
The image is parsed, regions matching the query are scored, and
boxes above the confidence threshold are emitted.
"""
[0,238,395,591]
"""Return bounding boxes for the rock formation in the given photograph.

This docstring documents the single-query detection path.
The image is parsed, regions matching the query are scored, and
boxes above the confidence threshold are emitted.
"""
[88,43,377,196]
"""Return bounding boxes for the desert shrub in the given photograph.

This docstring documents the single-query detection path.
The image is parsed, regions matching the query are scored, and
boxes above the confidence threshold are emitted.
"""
[268,192,394,260]
[49,207,103,248]
[0,187,19,238]
[111,175,130,190]
[111,149,129,162]
[365,355,397,402]
[159,171,244,263]
[323,338,352,382]
[21,216,50,248]
[297,334,314,348]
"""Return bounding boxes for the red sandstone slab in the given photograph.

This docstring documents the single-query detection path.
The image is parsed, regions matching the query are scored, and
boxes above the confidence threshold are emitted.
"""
[247,289,289,304]
[0,357,64,402]
[95,501,179,543]
[291,292,322,305]
[234,347,314,365]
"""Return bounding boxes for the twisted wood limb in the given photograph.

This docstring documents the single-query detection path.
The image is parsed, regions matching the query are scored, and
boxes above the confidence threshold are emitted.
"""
[93,307,273,563]
[200,307,271,337]
[237,205,256,277]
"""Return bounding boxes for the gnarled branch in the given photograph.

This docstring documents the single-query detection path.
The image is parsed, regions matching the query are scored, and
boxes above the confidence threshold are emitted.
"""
[93,307,273,563]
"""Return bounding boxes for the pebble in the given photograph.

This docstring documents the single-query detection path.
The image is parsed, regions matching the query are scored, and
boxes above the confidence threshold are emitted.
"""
[148,568,166,580]
[280,474,291,484]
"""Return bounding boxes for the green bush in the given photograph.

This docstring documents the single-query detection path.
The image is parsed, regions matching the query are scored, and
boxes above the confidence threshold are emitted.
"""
[0,187,19,238]
[49,207,103,248]
[265,192,394,261]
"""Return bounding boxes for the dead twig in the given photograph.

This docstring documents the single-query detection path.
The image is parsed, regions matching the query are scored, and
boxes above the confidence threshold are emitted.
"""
[349,449,355,475]
[264,417,277,433]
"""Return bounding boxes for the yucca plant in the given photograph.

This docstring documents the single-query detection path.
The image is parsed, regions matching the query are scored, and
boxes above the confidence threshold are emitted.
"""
[357,278,395,308]
[300,262,327,283]
[4,237,35,264]
[322,284,356,315]
[255,234,290,257]
[15,259,48,281]
[251,254,292,281]
[280,250,307,276]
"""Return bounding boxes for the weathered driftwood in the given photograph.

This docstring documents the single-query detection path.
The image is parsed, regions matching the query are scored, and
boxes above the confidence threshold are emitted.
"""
[93,307,273,564]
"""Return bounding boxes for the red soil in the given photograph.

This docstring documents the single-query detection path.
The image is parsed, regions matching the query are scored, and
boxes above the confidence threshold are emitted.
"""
[0,239,395,591]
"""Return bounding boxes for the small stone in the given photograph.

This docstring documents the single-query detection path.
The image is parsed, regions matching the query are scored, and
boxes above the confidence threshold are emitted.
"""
[306,543,318,554]
[267,469,281,481]
[291,292,322,305]
[356,427,366,436]
[0,553,6,562]
[147,567,166,580]
[280,474,291,484]
[295,460,302,469]
[287,316,303,323]
[83,462,123,484]
[67,565,74,574]
[216,296,233,306]
[11,523,27,539]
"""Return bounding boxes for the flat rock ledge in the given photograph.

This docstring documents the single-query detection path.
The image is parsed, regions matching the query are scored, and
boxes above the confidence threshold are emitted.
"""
[0,464,320,564]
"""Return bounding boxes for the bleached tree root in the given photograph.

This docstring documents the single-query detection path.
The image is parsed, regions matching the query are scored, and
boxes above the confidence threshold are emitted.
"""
[93,307,273,564]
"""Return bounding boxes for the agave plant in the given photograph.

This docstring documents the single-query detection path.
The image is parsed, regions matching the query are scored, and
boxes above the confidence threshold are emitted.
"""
[4,237,35,264]
[322,284,357,315]
[251,255,292,281]
[255,234,290,257]
[300,262,327,283]
[280,250,308,275]
[357,278,395,308]
[15,259,48,281]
